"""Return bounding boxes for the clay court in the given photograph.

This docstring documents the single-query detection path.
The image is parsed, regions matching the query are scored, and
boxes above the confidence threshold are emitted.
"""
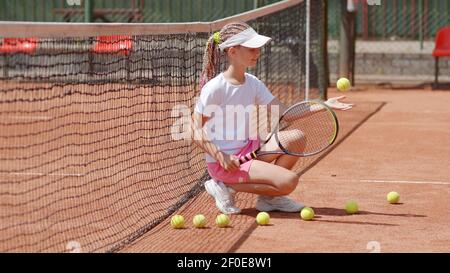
[1,0,449,254]
[123,86,450,253]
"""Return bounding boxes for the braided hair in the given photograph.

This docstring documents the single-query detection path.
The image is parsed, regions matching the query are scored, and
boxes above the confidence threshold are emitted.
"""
[199,22,251,89]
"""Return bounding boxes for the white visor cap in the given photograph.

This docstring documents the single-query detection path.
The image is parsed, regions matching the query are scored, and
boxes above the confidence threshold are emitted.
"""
[218,27,272,51]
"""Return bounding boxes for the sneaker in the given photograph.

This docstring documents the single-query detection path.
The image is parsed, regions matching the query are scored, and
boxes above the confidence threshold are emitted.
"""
[228,186,237,200]
[204,179,241,214]
[256,195,304,212]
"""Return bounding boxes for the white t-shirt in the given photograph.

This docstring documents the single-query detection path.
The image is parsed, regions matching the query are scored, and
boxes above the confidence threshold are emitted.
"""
[195,72,275,163]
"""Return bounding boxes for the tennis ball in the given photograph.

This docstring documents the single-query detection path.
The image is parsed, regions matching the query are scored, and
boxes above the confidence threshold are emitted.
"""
[215,214,230,228]
[337,77,351,91]
[193,214,207,228]
[387,191,400,204]
[170,214,185,229]
[300,207,315,221]
[256,212,270,225]
[345,201,359,214]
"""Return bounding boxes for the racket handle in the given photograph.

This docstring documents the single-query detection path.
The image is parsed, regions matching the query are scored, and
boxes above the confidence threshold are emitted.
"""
[238,152,257,164]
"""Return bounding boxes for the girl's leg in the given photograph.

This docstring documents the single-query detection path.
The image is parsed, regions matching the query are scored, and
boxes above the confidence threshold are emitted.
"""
[204,178,241,214]
[228,130,305,195]
[256,130,303,169]
[227,160,299,196]
[227,160,304,212]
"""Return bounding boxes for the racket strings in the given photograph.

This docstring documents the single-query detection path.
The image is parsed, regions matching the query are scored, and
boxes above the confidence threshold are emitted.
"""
[277,103,337,155]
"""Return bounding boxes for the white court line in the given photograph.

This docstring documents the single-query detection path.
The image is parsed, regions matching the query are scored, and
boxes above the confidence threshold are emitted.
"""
[360,179,450,185]
[10,172,84,177]
[301,178,450,186]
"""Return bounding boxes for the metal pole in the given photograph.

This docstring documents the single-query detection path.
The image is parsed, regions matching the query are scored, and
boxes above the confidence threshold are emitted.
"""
[419,0,423,50]
[254,0,259,10]
[322,0,330,99]
[339,0,349,78]
[84,0,93,23]
[348,0,356,86]
[305,0,310,100]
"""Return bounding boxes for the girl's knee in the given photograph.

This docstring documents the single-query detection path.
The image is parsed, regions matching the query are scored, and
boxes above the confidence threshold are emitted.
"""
[280,131,307,155]
[279,172,299,195]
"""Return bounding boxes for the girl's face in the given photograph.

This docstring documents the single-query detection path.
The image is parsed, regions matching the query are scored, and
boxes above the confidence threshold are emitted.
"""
[228,45,261,68]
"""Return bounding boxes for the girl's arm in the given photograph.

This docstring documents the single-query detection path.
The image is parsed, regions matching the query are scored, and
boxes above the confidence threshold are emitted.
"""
[266,96,354,121]
[267,96,353,113]
[266,97,312,122]
[267,96,354,116]
[191,112,240,171]
[266,97,288,118]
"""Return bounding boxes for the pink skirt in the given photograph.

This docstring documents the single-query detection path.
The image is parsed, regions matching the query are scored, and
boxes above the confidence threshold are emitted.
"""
[207,139,260,184]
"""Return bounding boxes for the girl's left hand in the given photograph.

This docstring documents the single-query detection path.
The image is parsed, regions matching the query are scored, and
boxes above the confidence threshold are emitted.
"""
[324,96,354,111]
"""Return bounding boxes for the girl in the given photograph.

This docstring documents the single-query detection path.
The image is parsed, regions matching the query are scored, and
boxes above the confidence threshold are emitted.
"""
[192,22,353,214]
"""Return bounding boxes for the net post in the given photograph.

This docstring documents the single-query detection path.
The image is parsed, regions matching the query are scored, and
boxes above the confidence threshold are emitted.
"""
[321,0,330,100]
[84,0,93,23]
[305,0,310,101]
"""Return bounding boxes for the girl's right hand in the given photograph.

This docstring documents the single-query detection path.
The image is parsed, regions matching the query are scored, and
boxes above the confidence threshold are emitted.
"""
[217,153,241,172]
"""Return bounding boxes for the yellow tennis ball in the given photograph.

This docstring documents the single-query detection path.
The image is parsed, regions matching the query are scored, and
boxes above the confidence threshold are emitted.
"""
[170,214,185,229]
[337,77,351,91]
[215,214,230,228]
[387,191,400,204]
[345,201,358,214]
[193,214,207,228]
[256,212,270,225]
[300,207,315,221]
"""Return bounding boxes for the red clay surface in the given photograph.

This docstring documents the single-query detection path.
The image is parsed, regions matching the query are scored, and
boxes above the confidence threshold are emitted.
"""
[123,86,450,253]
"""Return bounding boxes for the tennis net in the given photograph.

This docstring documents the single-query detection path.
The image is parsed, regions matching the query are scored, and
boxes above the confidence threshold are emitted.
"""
[0,0,325,252]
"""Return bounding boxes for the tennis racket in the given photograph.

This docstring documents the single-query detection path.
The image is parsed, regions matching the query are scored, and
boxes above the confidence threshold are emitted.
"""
[238,100,339,164]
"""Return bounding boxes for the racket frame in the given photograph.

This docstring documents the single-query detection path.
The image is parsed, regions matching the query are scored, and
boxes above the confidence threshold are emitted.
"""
[239,100,339,164]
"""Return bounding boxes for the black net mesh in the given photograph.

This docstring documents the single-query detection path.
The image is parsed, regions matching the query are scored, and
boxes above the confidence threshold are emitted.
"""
[0,0,325,252]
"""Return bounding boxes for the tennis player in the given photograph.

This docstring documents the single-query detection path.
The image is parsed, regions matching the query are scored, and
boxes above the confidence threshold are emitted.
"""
[192,22,353,214]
